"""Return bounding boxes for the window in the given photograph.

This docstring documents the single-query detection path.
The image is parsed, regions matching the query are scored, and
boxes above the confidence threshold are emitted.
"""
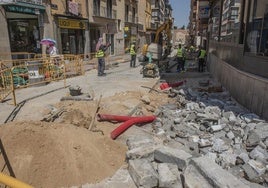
[125,5,129,22]
[107,0,112,18]
[93,0,100,16]
[210,1,221,41]
[245,0,268,56]
[220,0,241,43]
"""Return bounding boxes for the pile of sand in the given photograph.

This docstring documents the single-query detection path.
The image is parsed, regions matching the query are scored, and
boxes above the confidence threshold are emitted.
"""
[0,121,126,188]
[0,90,174,187]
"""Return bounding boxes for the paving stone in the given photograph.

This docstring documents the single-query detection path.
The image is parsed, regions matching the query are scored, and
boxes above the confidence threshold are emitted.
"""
[242,164,264,184]
[248,159,266,175]
[128,159,158,188]
[158,163,182,188]
[183,164,214,188]
[126,135,154,150]
[226,131,235,139]
[154,146,192,170]
[190,156,250,188]
[212,138,229,153]
[237,152,250,164]
[254,123,268,140]
[246,131,261,147]
[126,144,158,161]
[249,145,268,162]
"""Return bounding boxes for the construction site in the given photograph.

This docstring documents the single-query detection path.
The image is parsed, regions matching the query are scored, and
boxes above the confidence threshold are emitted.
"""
[0,0,268,186]
[0,42,267,188]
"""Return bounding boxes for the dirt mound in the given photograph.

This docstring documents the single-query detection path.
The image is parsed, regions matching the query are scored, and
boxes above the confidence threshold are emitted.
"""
[0,121,126,188]
[0,90,175,187]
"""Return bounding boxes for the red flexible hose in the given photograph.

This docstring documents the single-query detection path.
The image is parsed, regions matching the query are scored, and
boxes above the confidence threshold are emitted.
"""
[110,115,156,139]
[97,114,135,122]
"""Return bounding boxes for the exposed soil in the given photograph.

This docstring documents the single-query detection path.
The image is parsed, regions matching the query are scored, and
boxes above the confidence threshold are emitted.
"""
[0,89,175,187]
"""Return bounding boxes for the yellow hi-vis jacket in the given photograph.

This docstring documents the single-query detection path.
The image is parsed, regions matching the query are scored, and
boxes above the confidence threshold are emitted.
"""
[177,47,184,57]
[96,50,105,58]
[130,45,136,55]
[199,49,206,59]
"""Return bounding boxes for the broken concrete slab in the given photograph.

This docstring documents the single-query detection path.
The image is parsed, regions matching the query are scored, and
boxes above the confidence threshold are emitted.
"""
[128,159,158,188]
[126,135,154,150]
[190,156,250,188]
[154,146,192,170]
[126,144,158,161]
[158,163,182,188]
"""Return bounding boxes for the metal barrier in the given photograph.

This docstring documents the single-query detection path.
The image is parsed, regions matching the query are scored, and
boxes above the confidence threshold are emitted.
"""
[0,52,36,61]
[0,65,16,105]
[0,55,85,105]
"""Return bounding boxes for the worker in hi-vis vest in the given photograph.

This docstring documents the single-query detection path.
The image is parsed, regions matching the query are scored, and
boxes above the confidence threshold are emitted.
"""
[197,46,207,72]
[176,44,186,72]
[95,38,111,76]
[130,42,138,67]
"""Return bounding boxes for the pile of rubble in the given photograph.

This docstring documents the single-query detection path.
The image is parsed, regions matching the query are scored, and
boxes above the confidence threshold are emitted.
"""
[125,82,268,187]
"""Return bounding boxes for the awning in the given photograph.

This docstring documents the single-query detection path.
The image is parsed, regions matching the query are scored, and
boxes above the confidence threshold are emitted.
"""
[3,1,45,14]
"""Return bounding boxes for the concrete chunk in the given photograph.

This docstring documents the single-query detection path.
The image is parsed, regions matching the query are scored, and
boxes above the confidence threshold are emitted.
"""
[128,159,158,188]
[158,163,182,188]
[154,146,192,170]
[190,156,250,188]
[126,135,154,150]
[126,144,158,161]
[183,165,213,188]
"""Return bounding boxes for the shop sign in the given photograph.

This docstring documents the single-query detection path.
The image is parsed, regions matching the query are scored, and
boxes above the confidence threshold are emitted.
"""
[124,26,129,31]
[4,5,36,14]
[58,18,85,29]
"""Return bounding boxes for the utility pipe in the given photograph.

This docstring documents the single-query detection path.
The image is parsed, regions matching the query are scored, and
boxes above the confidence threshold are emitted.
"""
[97,114,136,122]
[0,173,33,188]
[110,115,156,139]
[159,80,186,90]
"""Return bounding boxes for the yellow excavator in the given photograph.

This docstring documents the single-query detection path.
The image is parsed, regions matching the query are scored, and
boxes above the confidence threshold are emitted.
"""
[141,19,173,77]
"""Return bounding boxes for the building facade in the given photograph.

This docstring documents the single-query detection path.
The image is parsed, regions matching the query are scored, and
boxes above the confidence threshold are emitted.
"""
[0,0,46,54]
[206,0,268,119]
[0,0,173,57]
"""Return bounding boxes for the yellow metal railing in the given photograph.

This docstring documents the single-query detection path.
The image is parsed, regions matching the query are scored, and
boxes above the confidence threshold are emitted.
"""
[0,55,85,105]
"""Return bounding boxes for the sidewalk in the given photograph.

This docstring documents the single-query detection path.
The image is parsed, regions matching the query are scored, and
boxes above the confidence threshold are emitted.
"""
[0,57,158,124]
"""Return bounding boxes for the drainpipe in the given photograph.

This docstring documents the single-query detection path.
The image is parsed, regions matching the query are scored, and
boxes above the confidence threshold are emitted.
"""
[0,173,33,188]
[110,115,156,139]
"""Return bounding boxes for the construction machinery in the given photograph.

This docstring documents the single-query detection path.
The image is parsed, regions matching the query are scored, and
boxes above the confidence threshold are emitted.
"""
[142,19,173,77]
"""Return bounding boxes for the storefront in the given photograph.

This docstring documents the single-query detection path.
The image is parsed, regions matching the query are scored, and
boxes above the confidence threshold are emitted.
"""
[3,2,45,53]
[57,18,87,54]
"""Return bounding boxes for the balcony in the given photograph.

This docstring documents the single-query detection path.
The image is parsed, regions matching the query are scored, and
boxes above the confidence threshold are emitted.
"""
[93,6,116,19]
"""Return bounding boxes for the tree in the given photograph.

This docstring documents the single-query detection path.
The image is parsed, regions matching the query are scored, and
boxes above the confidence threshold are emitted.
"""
[180,25,185,30]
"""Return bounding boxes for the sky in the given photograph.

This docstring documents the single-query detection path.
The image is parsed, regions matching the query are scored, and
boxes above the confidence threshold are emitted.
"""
[170,0,191,28]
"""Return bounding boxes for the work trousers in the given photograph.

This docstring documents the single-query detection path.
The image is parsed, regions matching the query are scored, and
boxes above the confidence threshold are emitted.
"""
[177,57,185,71]
[198,58,205,72]
[130,55,137,67]
[98,58,105,76]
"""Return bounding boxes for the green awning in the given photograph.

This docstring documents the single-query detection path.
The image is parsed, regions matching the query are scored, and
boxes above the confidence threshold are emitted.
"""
[4,2,45,15]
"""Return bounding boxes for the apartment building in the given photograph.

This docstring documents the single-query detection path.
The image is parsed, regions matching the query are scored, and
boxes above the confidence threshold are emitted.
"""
[189,0,209,48]
[0,0,172,57]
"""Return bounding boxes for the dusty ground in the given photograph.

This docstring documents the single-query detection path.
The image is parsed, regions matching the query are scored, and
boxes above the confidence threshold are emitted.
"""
[0,89,175,188]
